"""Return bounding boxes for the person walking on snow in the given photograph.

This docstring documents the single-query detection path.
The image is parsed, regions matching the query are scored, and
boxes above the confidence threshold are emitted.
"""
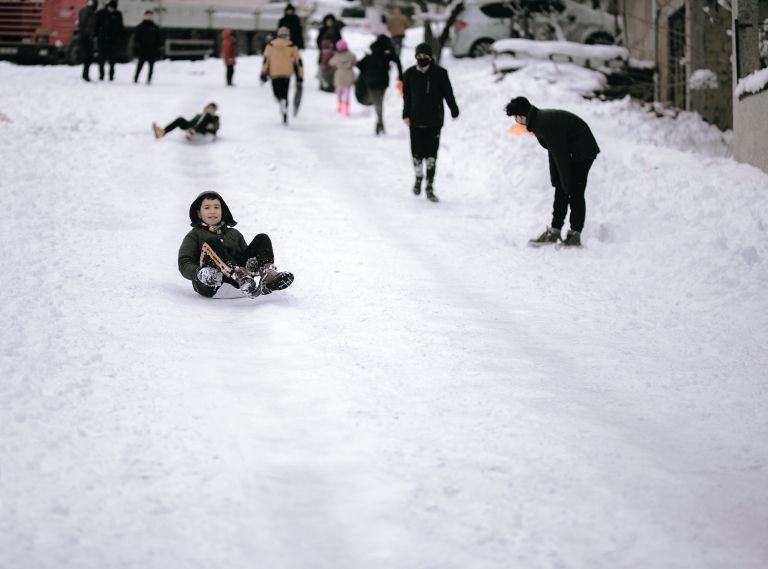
[153,102,220,140]
[221,29,237,86]
[329,39,356,116]
[77,0,98,82]
[261,27,304,124]
[278,3,305,50]
[361,34,403,135]
[133,10,162,84]
[386,7,409,57]
[402,42,459,203]
[178,191,294,299]
[94,0,123,81]
[505,96,600,248]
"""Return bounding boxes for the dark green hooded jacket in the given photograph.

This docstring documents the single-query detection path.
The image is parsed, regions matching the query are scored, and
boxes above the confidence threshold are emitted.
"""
[178,191,246,281]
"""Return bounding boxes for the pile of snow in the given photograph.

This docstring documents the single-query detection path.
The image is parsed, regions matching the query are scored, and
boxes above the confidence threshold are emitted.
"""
[689,68,719,90]
[493,38,628,69]
[735,66,768,97]
[2,26,768,569]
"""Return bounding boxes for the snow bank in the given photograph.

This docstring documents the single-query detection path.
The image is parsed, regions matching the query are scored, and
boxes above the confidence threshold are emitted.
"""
[735,66,768,97]
[689,68,719,90]
[493,38,628,67]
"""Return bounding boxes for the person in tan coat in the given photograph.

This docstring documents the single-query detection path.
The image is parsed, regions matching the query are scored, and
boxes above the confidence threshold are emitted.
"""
[261,26,304,123]
[386,7,409,56]
[328,39,357,116]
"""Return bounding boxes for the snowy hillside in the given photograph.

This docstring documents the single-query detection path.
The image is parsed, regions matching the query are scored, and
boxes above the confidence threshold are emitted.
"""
[1,29,767,569]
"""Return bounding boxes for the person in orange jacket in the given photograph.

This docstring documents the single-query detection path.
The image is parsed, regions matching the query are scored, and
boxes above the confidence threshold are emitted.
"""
[261,26,304,124]
[221,29,237,86]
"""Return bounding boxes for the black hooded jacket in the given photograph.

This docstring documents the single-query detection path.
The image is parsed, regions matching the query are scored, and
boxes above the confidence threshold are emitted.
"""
[402,63,459,128]
[526,106,600,194]
[278,6,304,50]
[178,192,246,281]
[133,20,162,58]
[365,35,403,89]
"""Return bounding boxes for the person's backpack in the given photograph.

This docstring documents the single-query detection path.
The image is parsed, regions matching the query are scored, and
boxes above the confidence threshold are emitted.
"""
[355,55,372,106]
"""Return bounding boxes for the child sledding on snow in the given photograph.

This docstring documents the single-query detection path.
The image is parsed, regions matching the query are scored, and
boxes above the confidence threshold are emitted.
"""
[178,191,294,299]
[153,102,220,141]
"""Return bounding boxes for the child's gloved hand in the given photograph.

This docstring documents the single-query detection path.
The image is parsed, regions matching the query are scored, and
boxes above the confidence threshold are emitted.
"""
[260,74,268,84]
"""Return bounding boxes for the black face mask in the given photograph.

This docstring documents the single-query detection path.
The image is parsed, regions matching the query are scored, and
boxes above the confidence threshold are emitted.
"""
[416,57,431,69]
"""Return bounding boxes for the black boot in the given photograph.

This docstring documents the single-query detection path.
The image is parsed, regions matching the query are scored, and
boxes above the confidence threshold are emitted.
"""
[413,177,423,195]
[425,181,439,203]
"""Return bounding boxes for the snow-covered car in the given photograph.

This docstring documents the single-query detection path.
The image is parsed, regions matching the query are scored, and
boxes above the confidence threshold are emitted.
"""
[451,0,620,58]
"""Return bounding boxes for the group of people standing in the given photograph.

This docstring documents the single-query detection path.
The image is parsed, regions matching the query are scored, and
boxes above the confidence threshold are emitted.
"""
[77,0,161,84]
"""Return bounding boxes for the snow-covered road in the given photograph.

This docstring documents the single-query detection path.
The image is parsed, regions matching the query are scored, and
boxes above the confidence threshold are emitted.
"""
[2,31,767,569]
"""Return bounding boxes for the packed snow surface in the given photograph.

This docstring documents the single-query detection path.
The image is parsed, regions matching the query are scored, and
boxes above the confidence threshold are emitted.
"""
[1,29,768,569]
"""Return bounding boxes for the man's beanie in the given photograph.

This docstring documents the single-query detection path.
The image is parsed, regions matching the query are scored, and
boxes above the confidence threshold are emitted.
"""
[415,43,433,57]
[505,96,531,117]
[277,26,290,38]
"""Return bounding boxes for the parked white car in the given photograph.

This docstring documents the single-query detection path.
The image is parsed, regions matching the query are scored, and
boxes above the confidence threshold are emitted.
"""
[451,0,620,58]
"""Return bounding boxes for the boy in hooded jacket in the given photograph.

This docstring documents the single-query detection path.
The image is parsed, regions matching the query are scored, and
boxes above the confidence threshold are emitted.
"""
[178,192,294,298]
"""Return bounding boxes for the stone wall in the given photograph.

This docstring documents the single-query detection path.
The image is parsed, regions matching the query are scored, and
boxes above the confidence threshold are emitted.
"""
[688,0,733,129]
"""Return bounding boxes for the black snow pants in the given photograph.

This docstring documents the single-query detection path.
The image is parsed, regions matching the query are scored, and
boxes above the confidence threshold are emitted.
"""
[134,56,155,83]
[226,65,235,86]
[98,44,118,80]
[550,156,595,233]
[163,114,216,135]
[272,77,290,101]
[80,38,94,80]
[410,126,442,183]
[193,234,275,297]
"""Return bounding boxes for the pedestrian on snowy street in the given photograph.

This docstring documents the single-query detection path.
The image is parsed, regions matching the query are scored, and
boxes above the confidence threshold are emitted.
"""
[94,0,124,81]
[153,102,220,140]
[278,3,305,50]
[505,96,600,248]
[402,42,459,203]
[261,27,303,124]
[77,0,98,82]
[359,34,403,135]
[316,14,342,92]
[385,7,409,57]
[221,29,237,86]
[329,39,356,116]
[133,10,162,84]
[178,191,294,299]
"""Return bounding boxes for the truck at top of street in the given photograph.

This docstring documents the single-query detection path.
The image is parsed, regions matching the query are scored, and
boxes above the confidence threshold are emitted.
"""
[0,0,313,64]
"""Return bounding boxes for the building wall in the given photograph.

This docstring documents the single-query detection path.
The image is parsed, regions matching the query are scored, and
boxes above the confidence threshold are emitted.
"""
[733,89,768,171]
[733,0,768,173]
[688,0,733,129]
[657,0,686,108]
[623,0,654,62]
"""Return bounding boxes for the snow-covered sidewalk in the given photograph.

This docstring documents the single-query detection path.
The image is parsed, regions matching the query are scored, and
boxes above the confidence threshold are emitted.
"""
[1,31,767,569]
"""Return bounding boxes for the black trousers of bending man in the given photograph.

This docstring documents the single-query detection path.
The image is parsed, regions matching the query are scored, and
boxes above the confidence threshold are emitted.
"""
[550,155,595,233]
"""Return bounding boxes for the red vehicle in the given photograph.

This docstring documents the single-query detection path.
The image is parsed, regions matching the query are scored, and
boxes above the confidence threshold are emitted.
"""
[0,0,87,63]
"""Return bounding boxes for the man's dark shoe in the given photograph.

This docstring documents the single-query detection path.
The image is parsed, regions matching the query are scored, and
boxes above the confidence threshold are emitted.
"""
[413,177,423,196]
[560,230,582,248]
[528,226,561,247]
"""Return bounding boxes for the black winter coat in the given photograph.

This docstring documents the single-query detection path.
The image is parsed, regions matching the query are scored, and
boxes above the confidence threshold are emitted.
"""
[95,8,124,47]
[133,20,162,58]
[178,192,244,281]
[526,106,600,193]
[278,14,304,50]
[78,5,97,40]
[190,113,220,135]
[365,36,403,89]
[402,64,459,128]
[316,24,341,51]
